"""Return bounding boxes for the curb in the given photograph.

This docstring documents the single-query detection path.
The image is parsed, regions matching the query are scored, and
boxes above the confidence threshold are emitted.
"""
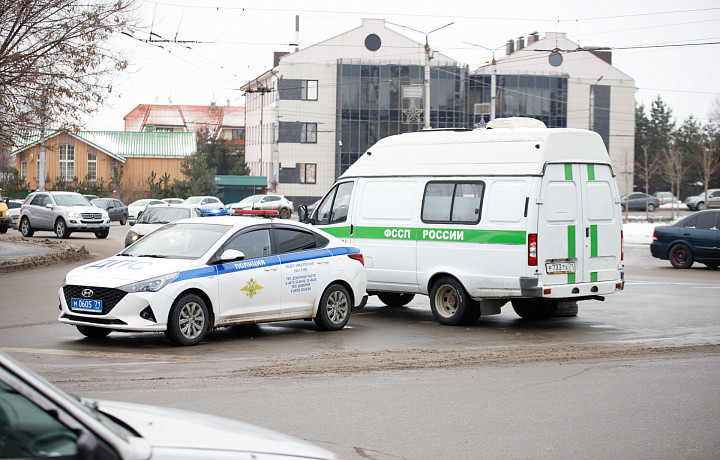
[0,239,90,273]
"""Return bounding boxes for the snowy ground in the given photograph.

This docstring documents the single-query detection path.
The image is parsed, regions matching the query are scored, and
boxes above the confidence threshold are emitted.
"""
[623,222,656,245]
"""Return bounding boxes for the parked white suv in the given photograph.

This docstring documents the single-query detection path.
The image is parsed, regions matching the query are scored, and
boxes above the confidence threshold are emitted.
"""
[20,191,111,239]
[685,188,720,211]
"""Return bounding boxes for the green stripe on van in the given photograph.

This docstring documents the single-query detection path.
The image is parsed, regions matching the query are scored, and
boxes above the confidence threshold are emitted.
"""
[591,225,598,257]
[564,164,573,180]
[320,226,352,238]
[591,272,598,282]
[567,225,576,284]
[320,226,526,245]
[587,164,596,180]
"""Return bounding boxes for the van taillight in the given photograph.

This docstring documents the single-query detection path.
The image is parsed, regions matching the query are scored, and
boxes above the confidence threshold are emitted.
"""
[347,253,364,266]
[621,230,624,261]
[528,233,537,266]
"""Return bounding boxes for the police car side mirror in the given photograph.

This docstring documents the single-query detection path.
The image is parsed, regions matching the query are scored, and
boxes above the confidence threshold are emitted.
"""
[218,249,245,263]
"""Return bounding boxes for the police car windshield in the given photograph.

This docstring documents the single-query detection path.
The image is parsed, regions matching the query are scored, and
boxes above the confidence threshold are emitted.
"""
[122,222,230,259]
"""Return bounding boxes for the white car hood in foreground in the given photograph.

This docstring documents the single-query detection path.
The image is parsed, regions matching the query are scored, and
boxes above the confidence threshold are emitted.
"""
[67,257,201,286]
[95,400,336,459]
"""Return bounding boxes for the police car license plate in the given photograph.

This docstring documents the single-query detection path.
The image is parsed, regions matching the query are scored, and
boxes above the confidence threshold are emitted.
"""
[545,260,576,274]
[71,298,102,312]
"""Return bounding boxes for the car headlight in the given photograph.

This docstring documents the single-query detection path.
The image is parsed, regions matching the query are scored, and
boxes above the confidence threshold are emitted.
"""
[119,272,178,293]
[67,211,80,218]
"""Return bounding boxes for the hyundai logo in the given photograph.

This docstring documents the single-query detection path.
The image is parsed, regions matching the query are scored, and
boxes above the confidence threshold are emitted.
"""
[81,289,94,298]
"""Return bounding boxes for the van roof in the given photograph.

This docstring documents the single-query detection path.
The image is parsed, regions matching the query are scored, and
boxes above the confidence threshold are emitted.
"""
[340,126,613,178]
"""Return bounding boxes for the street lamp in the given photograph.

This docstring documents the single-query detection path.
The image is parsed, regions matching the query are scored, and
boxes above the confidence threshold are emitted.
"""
[464,42,504,121]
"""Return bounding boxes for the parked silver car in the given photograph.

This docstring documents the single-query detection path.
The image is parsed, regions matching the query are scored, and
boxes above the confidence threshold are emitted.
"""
[228,194,295,219]
[19,191,110,238]
[685,188,720,211]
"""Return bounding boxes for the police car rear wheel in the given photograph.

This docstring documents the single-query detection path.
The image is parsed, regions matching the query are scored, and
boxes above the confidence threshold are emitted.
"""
[430,277,480,326]
[314,284,350,331]
[377,293,415,307]
[166,294,209,346]
[76,326,112,338]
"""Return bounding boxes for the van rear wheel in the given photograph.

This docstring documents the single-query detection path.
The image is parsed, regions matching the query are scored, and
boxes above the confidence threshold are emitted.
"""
[377,293,415,307]
[512,299,558,319]
[430,277,480,325]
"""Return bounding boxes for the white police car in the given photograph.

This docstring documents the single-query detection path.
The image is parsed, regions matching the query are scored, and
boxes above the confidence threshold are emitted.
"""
[58,216,367,345]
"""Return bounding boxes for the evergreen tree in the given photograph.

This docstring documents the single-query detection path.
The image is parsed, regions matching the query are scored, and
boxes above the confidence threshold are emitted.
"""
[196,128,249,176]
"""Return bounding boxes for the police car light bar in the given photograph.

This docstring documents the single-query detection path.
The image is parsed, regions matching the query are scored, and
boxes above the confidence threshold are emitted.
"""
[232,209,280,216]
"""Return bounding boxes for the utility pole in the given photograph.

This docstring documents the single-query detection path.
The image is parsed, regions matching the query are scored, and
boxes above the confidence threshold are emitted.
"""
[38,93,47,191]
[423,22,453,130]
[244,83,273,185]
[464,42,504,122]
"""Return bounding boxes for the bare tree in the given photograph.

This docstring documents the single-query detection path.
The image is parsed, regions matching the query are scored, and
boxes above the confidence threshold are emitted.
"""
[699,127,720,208]
[635,144,662,220]
[0,0,138,151]
[660,147,685,219]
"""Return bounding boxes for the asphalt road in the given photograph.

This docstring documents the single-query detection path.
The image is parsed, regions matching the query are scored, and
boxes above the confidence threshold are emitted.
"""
[0,219,718,459]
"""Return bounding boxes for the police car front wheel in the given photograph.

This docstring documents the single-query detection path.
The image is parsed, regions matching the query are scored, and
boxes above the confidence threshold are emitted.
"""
[166,294,210,346]
[430,277,480,326]
[314,284,351,331]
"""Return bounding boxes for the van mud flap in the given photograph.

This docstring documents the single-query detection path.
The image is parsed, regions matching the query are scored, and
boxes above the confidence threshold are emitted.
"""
[520,277,542,297]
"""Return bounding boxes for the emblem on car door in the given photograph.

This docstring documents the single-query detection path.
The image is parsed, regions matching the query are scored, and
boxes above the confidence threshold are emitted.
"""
[240,279,263,299]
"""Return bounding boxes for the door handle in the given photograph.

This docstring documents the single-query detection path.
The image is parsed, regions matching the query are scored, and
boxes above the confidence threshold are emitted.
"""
[264,266,279,271]
[586,227,590,238]
[317,259,330,264]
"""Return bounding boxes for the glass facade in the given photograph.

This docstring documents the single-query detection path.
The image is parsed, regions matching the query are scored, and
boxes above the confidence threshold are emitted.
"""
[336,61,468,174]
[468,74,568,129]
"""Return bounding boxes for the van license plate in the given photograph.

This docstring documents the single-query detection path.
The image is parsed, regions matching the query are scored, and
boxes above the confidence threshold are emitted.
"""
[71,298,102,312]
[545,261,576,274]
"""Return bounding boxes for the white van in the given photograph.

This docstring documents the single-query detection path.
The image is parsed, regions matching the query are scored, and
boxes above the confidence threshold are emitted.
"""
[299,118,624,324]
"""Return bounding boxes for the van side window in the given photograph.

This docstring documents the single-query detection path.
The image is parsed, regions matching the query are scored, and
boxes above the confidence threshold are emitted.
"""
[316,182,353,225]
[422,182,484,224]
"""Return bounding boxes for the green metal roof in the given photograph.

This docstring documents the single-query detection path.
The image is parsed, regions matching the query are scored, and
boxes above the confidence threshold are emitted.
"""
[11,130,196,160]
[215,175,267,187]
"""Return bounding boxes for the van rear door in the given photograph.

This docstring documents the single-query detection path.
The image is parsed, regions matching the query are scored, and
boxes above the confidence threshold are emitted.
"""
[537,163,621,287]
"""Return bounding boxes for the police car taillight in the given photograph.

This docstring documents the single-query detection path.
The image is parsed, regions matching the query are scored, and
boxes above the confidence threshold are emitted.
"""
[528,233,537,266]
[347,253,364,266]
[232,209,279,216]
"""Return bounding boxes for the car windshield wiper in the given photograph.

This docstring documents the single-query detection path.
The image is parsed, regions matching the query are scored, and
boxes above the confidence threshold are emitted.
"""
[138,254,169,258]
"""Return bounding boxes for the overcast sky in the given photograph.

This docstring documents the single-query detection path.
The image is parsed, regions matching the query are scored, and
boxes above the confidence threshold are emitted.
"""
[86,0,720,131]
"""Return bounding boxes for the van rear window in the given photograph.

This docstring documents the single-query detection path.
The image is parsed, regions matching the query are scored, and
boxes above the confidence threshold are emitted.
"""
[421,181,483,224]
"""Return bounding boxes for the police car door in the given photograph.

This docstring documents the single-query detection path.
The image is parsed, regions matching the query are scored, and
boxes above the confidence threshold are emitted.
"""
[215,226,282,322]
[274,225,333,319]
[537,163,621,286]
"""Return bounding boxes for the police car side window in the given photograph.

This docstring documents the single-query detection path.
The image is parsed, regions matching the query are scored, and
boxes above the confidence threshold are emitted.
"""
[275,228,317,253]
[225,229,272,259]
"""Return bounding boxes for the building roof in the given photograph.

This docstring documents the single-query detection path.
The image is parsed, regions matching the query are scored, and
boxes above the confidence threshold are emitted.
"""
[10,130,197,160]
[215,175,267,187]
[243,18,457,89]
[474,32,633,82]
[124,104,245,135]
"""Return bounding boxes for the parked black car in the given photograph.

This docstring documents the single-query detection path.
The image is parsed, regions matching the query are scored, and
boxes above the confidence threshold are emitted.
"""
[91,198,128,225]
[650,210,720,269]
[621,192,660,212]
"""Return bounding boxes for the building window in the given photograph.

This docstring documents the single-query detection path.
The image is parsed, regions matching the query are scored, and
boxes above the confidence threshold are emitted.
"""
[155,127,174,132]
[300,163,316,184]
[231,128,245,141]
[20,160,27,179]
[59,144,75,181]
[301,123,317,143]
[302,80,318,100]
[87,149,97,181]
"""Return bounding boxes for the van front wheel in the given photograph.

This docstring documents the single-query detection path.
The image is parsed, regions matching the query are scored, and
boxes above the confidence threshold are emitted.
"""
[430,277,480,325]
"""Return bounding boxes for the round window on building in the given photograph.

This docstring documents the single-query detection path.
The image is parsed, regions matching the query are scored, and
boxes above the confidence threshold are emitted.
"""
[548,51,563,67]
[365,34,381,52]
